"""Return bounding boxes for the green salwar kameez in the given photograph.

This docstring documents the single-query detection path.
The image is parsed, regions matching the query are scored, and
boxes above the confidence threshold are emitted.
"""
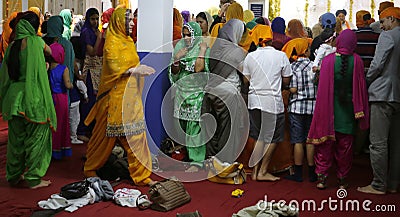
[0,20,56,187]
[169,22,210,167]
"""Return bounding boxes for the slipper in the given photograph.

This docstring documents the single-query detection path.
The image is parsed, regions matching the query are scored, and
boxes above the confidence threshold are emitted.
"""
[357,185,385,195]
[136,194,151,210]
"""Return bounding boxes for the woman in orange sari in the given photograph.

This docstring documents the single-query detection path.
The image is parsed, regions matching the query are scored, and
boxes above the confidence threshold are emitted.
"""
[0,12,18,63]
[83,7,156,186]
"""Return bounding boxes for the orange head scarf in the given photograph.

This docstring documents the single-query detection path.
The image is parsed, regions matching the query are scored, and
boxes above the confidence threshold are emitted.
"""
[282,38,310,61]
[226,2,244,22]
[286,19,307,39]
[210,2,244,47]
[0,12,18,60]
[249,24,273,46]
[173,8,183,44]
[28,7,43,36]
[99,7,139,96]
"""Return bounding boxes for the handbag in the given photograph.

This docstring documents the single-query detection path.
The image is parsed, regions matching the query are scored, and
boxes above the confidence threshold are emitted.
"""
[148,178,191,212]
[206,157,247,185]
[176,210,202,217]
[60,180,89,199]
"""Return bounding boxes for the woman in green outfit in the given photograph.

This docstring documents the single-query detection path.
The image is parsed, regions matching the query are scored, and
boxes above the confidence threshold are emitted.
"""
[169,21,210,172]
[0,11,56,189]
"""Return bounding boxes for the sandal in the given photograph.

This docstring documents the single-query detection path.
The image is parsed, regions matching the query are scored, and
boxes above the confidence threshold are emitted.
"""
[316,174,327,190]
[136,194,151,210]
[338,177,348,189]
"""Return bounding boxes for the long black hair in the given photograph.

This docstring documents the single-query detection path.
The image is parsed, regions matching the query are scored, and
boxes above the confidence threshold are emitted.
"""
[7,11,40,81]
[337,54,350,103]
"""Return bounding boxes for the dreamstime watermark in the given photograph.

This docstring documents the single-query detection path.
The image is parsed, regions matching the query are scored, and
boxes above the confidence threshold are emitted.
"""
[257,189,397,212]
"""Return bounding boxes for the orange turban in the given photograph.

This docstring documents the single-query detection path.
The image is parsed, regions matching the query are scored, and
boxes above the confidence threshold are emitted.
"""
[379,1,395,13]
[249,24,273,45]
[380,7,400,20]
[356,10,373,27]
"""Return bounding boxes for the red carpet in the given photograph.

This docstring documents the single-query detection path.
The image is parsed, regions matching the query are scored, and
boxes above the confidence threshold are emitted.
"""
[0,115,8,145]
[0,141,399,216]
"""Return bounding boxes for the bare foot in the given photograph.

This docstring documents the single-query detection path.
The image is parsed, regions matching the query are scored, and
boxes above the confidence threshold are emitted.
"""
[185,165,199,173]
[357,185,385,195]
[30,180,52,189]
[251,170,257,181]
[257,173,280,181]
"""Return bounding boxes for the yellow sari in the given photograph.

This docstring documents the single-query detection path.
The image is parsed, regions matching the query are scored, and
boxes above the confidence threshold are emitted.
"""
[84,7,152,186]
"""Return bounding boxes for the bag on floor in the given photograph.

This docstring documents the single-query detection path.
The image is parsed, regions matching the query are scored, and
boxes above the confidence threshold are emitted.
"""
[149,178,191,212]
[60,180,89,199]
[176,210,202,217]
[97,153,130,181]
[206,157,247,185]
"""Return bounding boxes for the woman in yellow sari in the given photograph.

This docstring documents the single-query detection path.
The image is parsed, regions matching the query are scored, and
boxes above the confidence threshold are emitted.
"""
[83,7,156,186]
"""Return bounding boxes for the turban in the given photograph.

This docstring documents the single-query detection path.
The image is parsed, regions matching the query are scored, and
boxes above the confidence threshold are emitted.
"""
[336,9,347,17]
[380,7,400,20]
[356,10,373,27]
[379,1,395,13]
[321,12,336,28]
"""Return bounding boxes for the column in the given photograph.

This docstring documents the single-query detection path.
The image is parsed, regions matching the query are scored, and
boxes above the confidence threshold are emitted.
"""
[0,1,2,33]
[137,0,173,153]
[22,0,28,11]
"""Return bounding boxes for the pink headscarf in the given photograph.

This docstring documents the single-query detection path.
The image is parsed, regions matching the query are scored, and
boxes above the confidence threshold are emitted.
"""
[335,29,357,55]
[50,42,65,64]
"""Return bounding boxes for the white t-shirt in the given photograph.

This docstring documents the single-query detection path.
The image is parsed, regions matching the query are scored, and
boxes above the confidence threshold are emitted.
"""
[242,46,292,114]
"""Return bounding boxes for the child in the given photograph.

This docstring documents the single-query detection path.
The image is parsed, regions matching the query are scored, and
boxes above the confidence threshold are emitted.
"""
[69,71,88,144]
[312,29,336,73]
[48,42,73,159]
[284,38,317,182]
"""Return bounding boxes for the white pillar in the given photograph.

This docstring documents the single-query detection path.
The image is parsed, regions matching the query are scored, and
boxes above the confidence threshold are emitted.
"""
[137,0,173,53]
[137,0,173,152]
[22,0,29,11]
[44,0,49,13]
[0,0,3,33]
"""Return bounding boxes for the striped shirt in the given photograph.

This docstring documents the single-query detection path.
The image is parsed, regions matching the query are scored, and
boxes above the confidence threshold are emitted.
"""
[354,28,379,69]
[288,57,316,115]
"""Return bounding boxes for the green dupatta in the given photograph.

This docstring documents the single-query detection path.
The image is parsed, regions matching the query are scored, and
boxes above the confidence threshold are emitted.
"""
[60,9,72,40]
[0,19,57,130]
[46,16,75,81]
[169,22,210,121]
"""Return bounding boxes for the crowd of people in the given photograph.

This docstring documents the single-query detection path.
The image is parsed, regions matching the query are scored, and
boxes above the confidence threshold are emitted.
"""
[0,0,399,196]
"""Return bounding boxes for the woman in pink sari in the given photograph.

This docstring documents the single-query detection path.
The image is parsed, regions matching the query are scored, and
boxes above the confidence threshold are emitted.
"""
[307,29,369,189]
